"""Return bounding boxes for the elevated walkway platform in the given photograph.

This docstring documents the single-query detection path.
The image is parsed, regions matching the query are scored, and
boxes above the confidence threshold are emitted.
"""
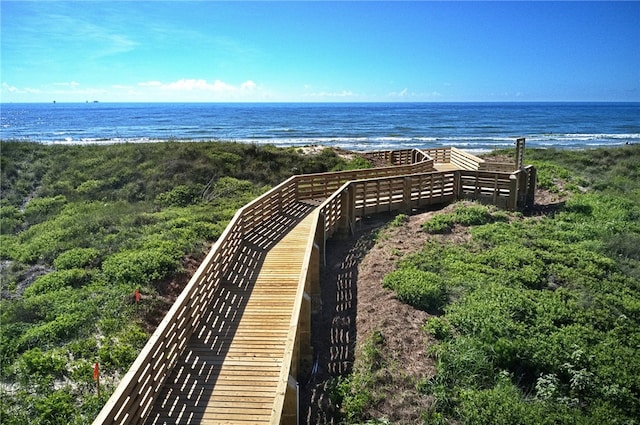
[145,203,317,424]
[93,144,536,425]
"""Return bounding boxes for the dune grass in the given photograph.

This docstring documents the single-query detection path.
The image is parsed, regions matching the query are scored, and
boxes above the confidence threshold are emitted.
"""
[339,145,640,424]
[0,140,357,424]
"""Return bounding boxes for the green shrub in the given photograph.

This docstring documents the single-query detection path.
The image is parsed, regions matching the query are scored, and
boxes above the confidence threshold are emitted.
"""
[155,184,203,207]
[76,179,109,197]
[15,347,67,386]
[19,311,86,349]
[422,204,506,234]
[422,213,456,233]
[34,388,79,424]
[453,205,494,226]
[0,235,17,260]
[53,248,100,270]
[23,269,92,297]
[383,268,447,312]
[390,213,409,227]
[23,195,67,225]
[432,336,496,390]
[201,177,255,203]
[98,324,148,370]
[424,317,453,340]
[331,155,373,171]
[0,205,23,234]
[603,231,640,261]
[101,248,180,285]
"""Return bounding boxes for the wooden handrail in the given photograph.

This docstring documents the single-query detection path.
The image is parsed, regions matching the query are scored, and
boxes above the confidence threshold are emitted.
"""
[420,148,451,163]
[450,147,485,170]
[92,175,313,425]
[270,209,321,425]
[479,162,516,173]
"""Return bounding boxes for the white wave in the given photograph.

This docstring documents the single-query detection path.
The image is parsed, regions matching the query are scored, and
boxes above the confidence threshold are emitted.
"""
[371,136,413,142]
[529,133,640,142]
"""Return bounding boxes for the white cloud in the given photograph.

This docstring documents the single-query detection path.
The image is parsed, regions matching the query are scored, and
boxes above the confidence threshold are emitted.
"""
[166,79,224,91]
[388,88,411,98]
[53,81,80,87]
[137,78,257,95]
[138,81,163,87]
[1,82,41,94]
[305,90,355,99]
[2,82,19,93]
[1,78,264,102]
[240,80,256,90]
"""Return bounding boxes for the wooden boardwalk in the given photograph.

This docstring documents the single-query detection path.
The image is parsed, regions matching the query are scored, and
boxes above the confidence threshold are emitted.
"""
[144,203,317,425]
[93,145,536,425]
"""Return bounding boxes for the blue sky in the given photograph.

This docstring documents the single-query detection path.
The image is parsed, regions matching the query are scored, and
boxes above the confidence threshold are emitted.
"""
[1,1,639,103]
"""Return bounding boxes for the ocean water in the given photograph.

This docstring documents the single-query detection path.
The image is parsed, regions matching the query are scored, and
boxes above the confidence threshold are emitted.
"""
[1,102,639,152]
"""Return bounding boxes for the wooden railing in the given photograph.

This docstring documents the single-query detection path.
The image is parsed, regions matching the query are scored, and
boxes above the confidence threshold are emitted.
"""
[363,148,431,166]
[317,170,458,240]
[479,162,516,173]
[271,209,321,425]
[93,145,535,425]
[420,148,451,163]
[92,175,311,425]
[295,155,434,201]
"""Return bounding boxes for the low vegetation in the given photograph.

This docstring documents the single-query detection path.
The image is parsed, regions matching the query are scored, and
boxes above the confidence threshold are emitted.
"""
[337,145,640,424]
[0,140,361,424]
[3,141,638,424]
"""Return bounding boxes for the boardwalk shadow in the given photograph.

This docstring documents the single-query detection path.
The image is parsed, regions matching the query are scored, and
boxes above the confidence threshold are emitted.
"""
[145,202,315,425]
[301,220,380,425]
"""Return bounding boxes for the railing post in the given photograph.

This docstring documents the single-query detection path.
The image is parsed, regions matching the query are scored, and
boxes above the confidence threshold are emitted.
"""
[518,167,529,208]
[281,376,298,425]
[300,292,313,374]
[293,176,300,202]
[515,137,526,170]
[337,184,354,237]
[508,172,520,211]
[526,165,537,209]
[402,176,412,213]
[454,170,462,200]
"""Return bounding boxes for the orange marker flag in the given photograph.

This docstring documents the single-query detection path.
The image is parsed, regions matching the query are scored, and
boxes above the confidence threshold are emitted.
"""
[135,289,141,303]
[94,362,101,397]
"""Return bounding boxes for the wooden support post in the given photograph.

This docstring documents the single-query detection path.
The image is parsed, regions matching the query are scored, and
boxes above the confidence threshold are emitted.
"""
[318,214,327,268]
[518,167,529,208]
[454,171,462,200]
[474,171,480,199]
[347,184,355,234]
[402,176,412,213]
[310,242,321,312]
[300,292,313,375]
[338,187,351,237]
[515,137,526,170]
[508,172,520,211]
[526,165,537,208]
[281,377,298,425]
